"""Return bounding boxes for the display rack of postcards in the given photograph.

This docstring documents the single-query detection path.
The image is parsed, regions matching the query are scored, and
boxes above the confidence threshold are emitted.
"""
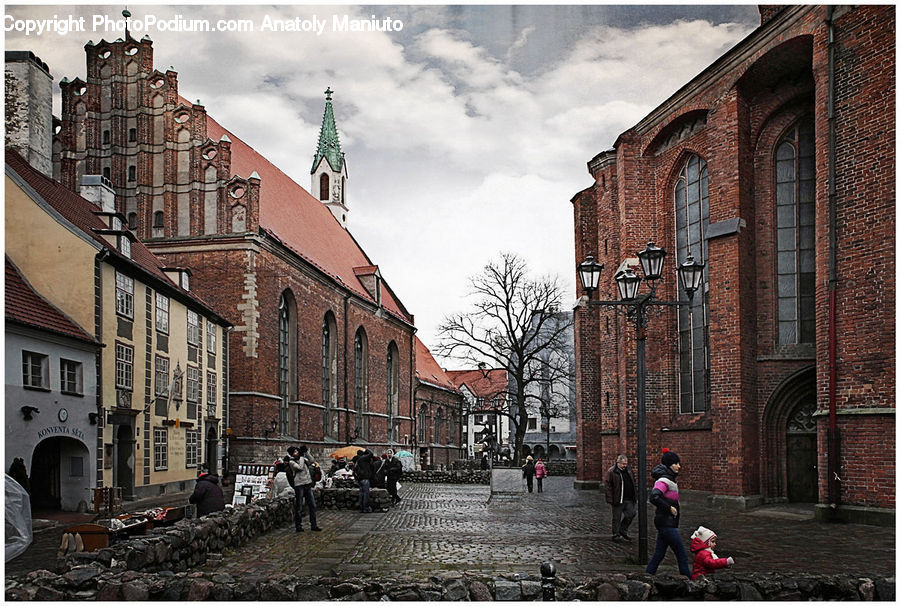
[232,463,275,506]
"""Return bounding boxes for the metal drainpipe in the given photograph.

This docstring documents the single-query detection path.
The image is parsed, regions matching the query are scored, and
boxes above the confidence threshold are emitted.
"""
[826,5,841,510]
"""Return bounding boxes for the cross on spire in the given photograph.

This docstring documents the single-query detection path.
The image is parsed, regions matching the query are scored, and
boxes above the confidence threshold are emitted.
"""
[325,87,333,102]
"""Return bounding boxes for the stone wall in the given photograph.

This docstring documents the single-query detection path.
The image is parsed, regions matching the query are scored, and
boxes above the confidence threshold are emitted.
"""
[401,469,490,484]
[6,568,895,601]
[28,491,392,577]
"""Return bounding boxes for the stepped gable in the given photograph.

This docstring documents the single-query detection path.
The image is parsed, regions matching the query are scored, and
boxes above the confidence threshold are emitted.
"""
[415,337,459,391]
[5,256,98,345]
[203,113,412,325]
[5,149,228,325]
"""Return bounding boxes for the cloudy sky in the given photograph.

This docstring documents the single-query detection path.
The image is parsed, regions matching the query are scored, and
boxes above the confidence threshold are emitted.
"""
[5,4,760,361]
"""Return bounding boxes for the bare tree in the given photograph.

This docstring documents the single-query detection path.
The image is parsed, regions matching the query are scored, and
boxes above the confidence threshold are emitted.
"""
[437,253,572,462]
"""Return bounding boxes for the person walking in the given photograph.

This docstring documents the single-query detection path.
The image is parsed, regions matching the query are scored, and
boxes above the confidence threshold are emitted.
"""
[522,455,536,493]
[189,471,225,517]
[646,448,690,577]
[690,526,735,580]
[534,458,547,493]
[383,449,404,504]
[352,448,375,512]
[604,454,636,541]
[288,445,321,532]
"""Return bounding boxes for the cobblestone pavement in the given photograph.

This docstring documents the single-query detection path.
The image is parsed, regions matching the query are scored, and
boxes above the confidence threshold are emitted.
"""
[199,477,895,580]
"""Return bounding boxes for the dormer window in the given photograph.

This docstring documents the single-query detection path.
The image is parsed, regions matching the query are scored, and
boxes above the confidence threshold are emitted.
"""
[111,215,123,230]
[119,234,131,259]
[181,272,190,291]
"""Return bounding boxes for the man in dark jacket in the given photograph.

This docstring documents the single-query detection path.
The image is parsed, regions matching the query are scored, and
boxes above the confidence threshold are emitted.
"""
[189,472,225,517]
[646,449,690,577]
[604,454,636,541]
[522,456,536,493]
[383,449,404,505]
[352,448,375,512]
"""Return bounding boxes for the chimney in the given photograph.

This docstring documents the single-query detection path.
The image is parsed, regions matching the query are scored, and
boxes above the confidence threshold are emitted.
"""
[80,175,117,213]
[5,51,53,177]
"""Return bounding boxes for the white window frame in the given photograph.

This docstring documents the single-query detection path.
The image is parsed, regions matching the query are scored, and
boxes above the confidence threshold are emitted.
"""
[154,427,168,470]
[185,429,198,468]
[187,310,200,346]
[155,356,169,397]
[59,358,83,394]
[115,272,134,318]
[119,235,131,259]
[22,351,49,389]
[206,320,217,354]
[186,366,200,403]
[206,371,217,408]
[155,293,169,334]
[115,342,134,390]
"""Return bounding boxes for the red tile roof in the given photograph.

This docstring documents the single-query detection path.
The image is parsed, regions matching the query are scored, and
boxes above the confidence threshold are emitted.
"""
[446,368,509,400]
[203,114,413,325]
[5,256,98,345]
[5,150,230,326]
[414,337,459,392]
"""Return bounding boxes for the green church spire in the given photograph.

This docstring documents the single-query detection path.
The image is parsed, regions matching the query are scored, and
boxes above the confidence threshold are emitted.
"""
[311,87,344,174]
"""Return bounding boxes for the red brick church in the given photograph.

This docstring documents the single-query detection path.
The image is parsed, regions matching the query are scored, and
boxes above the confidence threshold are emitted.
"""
[51,33,418,466]
[572,5,894,523]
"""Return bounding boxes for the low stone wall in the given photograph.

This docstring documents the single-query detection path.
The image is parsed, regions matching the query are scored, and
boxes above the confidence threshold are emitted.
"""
[28,490,392,577]
[401,469,489,484]
[6,569,894,601]
[543,460,576,476]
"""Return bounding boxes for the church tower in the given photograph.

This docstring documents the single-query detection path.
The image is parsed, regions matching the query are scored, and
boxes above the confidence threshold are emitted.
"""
[311,87,349,228]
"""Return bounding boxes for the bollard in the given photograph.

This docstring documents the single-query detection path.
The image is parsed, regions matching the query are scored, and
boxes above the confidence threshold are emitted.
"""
[540,561,556,601]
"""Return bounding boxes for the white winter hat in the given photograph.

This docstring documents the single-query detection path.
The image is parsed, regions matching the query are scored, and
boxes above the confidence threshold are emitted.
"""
[691,526,716,544]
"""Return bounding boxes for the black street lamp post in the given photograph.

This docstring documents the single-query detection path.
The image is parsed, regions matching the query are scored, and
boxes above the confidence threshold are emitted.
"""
[578,240,704,565]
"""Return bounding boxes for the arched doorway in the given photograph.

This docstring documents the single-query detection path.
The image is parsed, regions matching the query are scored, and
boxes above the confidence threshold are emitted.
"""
[30,437,91,512]
[205,426,219,475]
[116,424,135,499]
[532,445,544,459]
[548,445,561,460]
[762,366,817,502]
[786,397,818,502]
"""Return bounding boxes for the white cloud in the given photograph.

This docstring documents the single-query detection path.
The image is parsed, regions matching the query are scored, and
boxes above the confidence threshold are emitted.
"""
[5,6,757,356]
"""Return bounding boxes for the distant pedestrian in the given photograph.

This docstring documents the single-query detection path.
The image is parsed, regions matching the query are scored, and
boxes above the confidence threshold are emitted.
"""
[645,448,690,577]
[352,448,375,512]
[288,445,321,532]
[534,459,547,493]
[604,454,636,541]
[383,449,404,505]
[189,471,225,517]
[522,456,536,493]
[690,526,734,580]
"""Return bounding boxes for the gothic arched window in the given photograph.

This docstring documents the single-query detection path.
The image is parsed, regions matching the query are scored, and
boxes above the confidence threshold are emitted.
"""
[776,117,816,345]
[320,173,330,201]
[418,404,427,443]
[435,407,444,445]
[674,154,710,414]
[278,292,297,435]
[354,328,369,438]
[322,312,338,436]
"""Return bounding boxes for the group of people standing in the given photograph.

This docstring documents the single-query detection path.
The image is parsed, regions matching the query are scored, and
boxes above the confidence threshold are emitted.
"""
[605,448,735,580]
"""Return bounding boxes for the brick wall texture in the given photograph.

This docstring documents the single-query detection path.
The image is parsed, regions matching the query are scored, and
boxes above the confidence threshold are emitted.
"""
[572,6,895,510]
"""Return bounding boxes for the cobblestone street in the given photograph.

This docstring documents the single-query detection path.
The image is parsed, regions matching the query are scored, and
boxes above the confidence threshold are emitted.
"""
[198,477,894,580]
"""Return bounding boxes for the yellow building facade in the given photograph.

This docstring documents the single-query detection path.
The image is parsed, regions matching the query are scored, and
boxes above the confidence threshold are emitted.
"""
[6,152,231,502]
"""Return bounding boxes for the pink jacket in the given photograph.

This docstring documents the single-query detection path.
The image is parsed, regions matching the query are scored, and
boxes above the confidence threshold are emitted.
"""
[534,462,547,478]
